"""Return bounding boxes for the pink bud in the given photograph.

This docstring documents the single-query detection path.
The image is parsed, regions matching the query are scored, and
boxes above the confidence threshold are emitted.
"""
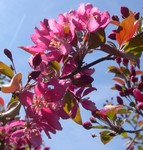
[116,96,123,105]
[83,122,92,130]
[137,102,143,110]
[121,6,129,18]
[115,57,121,65]
[133,89,143,102]
[112,15,119,21]
[90,117,97,123]
[115,84,122,91]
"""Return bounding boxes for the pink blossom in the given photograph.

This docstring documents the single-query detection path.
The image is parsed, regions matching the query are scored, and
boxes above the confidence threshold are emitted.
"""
[133,89,143,102]
[76,3,110,32]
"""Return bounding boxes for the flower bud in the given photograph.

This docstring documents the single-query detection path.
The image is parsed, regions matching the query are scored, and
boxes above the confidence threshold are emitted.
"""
[108,30,116,40]
[115,84,122,91]
[138,81,143,90]
[119,91,125,97]
[4,48,13,62]
[90,117,97,123]
[122,58,129,66]
[91,133,97,138]
[134,12,140,20]
[130,65,136,76]
[121,6,129,18]
[28,70,41,80]
[137,102,143,110]
[112,15,119,21]
[32,53,42,68]
[115,57,121,65]
[83,122,92,130]
[116,96,123,105]
[130,75,138,83]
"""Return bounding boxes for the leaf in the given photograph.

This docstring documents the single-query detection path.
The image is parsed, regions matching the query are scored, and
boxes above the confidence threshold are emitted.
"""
[138,120,143,128]
[116,14,139,46]
[113,77,125,85]
[64,92,82,125]
[0,61,14,78]
[100,130,115,144]
[1,73,22,93]
[49,61,60,71]
[0,101,21,118]
[138,145,143,150]
[106,107,117,120]
[92,125,108,129]
[108,66,122,75]
[72,107,82,125]
[121,132,128,138]
[88,28,106,49]
[124,36,143,61]
[136,70,143,75]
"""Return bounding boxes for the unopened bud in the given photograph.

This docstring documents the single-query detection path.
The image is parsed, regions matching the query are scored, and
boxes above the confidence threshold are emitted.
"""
[91,133,97,138]
[112,15,119,21]
[122,58,129,66]
[108,32,116,40]
[83,122,92,130]
[115,57,121,65]
[130,65,136,76]
[90,117,97,123]
[32,53,42,68]
[115,84,122,91]
[28,70,41,80]
[138,81,143,90]
[137,102,143,110]
[134,12,140,20]
[117,96,123,105]
[4,48,13,62]
[121,6,130,18]
[130,75,138,83]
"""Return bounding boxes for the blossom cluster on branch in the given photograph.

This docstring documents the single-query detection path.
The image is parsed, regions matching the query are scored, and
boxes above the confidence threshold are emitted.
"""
[0,3,143,150]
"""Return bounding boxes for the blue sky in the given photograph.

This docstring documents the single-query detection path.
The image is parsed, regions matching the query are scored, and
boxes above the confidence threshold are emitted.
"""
[0,1,143,150]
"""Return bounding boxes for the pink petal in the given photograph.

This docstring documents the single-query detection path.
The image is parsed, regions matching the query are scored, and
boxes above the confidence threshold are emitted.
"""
[88,17,100,32]
[29,131,42,148]
[81,100,96,111]
[19,91,33,106]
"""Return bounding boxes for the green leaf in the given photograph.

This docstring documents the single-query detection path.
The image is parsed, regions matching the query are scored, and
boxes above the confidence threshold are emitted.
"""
[108,66,130,78]
[121,132,128,138]
[72,107,82,125]
[106,108,116,121]
[88,28,106,49]
[124,36,143,56]
[0,61,14,78]
[0,101,21,119]
[49,61,60,71]
[92,125,109,129]
[64,92,82,125]
[108,66,122,76]
[138,145,143,150]
[100,130,115,144]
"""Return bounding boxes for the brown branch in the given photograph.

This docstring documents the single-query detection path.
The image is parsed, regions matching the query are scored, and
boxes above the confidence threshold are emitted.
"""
[59,54,114,79]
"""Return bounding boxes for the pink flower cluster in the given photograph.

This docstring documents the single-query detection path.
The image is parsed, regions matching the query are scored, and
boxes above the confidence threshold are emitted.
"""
[1,3,110,149]
[23,3,110,55]
[0,120,42,149]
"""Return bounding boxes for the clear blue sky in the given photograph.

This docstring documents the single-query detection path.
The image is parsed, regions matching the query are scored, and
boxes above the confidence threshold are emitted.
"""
[0,1,143,150]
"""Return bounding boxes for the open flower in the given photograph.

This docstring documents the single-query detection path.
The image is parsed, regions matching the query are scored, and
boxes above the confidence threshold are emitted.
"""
[76,3,110,32]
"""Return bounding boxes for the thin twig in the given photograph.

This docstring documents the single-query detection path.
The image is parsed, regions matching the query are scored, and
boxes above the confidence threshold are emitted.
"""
[59,55,114,79]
